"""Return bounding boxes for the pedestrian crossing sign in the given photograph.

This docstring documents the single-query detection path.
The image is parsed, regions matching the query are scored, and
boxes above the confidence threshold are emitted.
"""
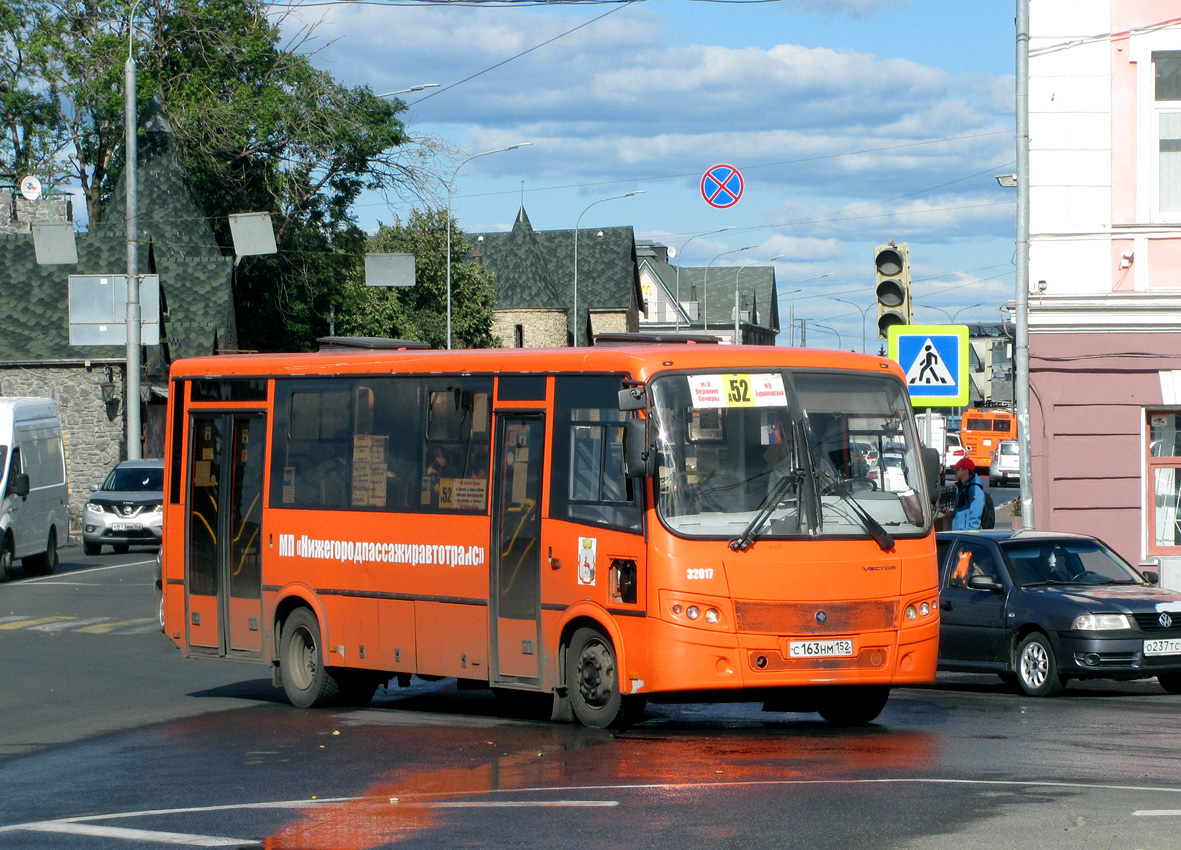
[887,324,969,407]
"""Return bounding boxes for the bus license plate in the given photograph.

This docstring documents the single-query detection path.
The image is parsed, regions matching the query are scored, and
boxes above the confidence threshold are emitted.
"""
[789,639,854,658]
[112,522,142,532]
[1144,638,1181,656]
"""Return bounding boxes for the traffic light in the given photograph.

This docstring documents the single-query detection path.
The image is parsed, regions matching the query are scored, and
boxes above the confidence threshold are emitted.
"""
[875,241,911,338]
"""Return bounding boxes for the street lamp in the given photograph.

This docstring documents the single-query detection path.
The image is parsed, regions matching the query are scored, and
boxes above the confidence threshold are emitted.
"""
[445,143,531,349]
[808,322,843,350]
[834,297,873,353]
[376,84,441,97]
[734,254,788,344]
[780,271,832,347]
[573,191,644,346]
[704,245,755,339]
[674,227,736,331]
[918,302,984,323]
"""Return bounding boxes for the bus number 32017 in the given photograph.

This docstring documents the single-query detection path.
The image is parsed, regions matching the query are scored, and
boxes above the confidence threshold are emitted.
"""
[687,568,714,580]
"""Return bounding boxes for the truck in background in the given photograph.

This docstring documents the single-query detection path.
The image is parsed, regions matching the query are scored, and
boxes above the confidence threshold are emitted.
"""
[0,398,69,580]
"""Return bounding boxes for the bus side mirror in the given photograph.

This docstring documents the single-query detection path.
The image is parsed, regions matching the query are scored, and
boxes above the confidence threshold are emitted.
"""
[13,473,30,499]
[623,418,655,478]
[618,386,646,411]
[921,447,941,497]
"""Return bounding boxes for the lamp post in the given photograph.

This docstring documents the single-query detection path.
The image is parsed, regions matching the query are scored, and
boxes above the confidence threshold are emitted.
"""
[704,245,755,340]
[779,272,832,346]
[573,191,644,346]
[834,297,873,353]
[445,143,531,349]
[124,0,144,459]
[918,302,983,323]
[375,84,441,97]
[734,254,788,344]
[808,322,843,350]
[675,226,736,331]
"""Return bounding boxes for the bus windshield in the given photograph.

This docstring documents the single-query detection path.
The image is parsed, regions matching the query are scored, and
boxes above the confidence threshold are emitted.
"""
[650,370,930,540]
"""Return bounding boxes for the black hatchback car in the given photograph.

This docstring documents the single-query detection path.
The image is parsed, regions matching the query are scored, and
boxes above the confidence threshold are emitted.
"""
[937,529,1181,696]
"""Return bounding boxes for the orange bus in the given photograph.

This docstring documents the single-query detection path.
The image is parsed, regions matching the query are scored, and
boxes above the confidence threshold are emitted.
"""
[959,407,1016,471]
[160,338,941,727]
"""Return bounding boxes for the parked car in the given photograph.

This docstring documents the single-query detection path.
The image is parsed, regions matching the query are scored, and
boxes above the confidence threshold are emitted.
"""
[990,439,1020,486]
[82,459,164,556]
[937,529,1181,697]
[943,433,964,473]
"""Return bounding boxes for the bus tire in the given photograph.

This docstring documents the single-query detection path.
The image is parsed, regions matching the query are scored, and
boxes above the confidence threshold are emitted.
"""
[331,670,380,707]
[816,685,890,726]
[567,627,637,729]
[279,608,341,708]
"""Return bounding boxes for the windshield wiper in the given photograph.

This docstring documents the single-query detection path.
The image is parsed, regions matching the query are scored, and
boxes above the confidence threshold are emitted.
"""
[815,466,895,552]
[729,472,800,552]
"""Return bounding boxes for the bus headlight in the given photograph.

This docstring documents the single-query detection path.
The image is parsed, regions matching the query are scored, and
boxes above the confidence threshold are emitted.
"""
[686,606,700,620]
[705,608,719,624]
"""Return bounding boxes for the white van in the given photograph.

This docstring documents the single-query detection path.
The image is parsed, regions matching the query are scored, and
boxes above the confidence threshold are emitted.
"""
[0,398,69,580]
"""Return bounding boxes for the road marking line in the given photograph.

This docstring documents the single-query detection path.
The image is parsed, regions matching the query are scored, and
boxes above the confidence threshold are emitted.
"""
[1134,810,1181,816]
[29,617,110,632]
[425,801,617,808]
[77,618,155,634]
[0,616,72,630]
[11,559,158,585]
[21,822,255,846]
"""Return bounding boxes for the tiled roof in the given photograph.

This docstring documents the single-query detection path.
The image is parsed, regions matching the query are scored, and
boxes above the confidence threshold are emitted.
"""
[642,257,780,332]
[0,98,235,367]
[469,206,640,340]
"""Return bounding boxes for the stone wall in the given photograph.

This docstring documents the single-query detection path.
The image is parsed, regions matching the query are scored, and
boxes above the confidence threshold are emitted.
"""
[0,366,125,530]
[0,190,73,234]
[493,308,569,348]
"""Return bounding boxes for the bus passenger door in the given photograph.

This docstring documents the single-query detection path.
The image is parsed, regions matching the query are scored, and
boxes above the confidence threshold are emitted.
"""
[186,414,266,658]
[490,414,544,686]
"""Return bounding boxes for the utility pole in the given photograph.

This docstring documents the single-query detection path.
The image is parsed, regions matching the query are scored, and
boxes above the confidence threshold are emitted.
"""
[124,24,142,460]
[1016,0,1033,527]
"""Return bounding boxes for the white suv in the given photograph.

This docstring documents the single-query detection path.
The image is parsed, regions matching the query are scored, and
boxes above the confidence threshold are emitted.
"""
[991,440,1020,486]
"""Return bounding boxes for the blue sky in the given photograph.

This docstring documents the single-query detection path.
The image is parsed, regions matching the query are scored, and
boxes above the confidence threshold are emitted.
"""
[292,0,1019,350]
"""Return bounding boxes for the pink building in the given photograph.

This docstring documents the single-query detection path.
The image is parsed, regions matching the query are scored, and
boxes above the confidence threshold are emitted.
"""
[1029,1,1181,586]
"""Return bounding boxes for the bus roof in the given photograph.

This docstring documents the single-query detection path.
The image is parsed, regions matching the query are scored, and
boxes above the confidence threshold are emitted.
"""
[169,345,906,384]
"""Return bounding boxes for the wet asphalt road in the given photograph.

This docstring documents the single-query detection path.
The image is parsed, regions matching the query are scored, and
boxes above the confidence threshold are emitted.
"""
[2,545,1180,849]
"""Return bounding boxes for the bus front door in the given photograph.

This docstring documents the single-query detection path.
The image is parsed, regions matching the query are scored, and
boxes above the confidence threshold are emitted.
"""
[185,414,266,659]
[491,414,544,686]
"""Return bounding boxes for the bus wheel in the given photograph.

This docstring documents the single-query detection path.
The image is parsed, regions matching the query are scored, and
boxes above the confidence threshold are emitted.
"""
[279,608,341,708]
[0,536,12,582]
[816,686,890,726]
[331,670,379,707]
[567,627,633,729]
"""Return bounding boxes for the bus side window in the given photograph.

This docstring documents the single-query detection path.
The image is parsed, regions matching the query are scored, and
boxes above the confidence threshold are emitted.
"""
[551,375,642,533]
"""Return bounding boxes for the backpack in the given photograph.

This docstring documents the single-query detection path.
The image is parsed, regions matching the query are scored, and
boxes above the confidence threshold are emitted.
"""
[971,481,996,529]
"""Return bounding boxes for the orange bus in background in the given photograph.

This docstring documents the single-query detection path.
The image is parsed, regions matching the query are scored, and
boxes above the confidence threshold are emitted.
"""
[160,338,942,727]
[959,407,1016,472]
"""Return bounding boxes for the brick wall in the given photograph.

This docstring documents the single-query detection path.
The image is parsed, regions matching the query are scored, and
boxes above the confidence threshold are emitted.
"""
[493,308,569,348]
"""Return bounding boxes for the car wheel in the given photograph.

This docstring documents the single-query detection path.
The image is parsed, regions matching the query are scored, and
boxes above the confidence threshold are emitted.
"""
[113,543,130,554]
[0,535,13,582]
[1016,633,1063,697]
[23,530,58,577]
[1157,672,1181,694]
[83,541,101,556]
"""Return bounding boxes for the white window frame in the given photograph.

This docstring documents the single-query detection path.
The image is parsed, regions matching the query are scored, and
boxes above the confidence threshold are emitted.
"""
[1135,36,1181,224]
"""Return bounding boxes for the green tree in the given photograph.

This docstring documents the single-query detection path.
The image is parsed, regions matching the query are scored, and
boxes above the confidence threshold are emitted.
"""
[2,0,433,351]
[338,208,499,350]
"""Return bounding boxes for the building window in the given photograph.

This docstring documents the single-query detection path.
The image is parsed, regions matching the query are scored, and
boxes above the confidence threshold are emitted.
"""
[1153,52,1181,218]
[1147,411,1181,552]
[514,324,524,348]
